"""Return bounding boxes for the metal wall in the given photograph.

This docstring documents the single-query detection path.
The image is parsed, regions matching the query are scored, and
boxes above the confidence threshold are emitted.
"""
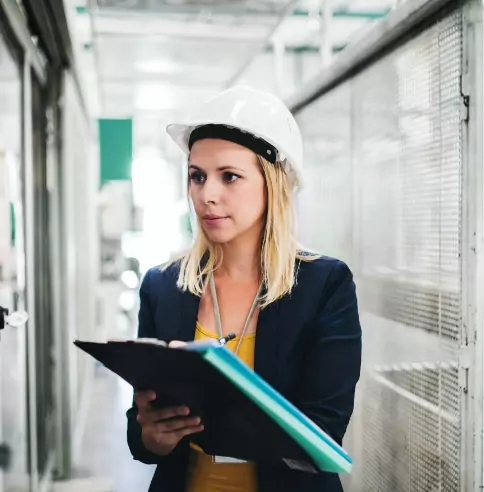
[296,3,478,490]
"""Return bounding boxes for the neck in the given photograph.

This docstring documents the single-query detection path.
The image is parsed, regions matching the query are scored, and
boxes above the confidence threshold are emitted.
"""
[216,234,261,282]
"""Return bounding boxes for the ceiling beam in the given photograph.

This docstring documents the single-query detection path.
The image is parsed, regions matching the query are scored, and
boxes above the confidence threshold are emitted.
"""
[263,44,346,54]
[75,5,391,20]
[292,8,391,19]
[82,41,346,54]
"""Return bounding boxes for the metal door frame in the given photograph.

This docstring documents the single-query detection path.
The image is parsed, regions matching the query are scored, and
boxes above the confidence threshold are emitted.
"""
[461,0,484,489]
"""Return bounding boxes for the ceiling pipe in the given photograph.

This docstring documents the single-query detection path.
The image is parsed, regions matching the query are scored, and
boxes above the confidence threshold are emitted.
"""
[320,0,333,68]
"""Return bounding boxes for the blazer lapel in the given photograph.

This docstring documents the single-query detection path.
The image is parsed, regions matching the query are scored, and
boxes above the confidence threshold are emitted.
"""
[254,300,281,388]
[178,289,200,342]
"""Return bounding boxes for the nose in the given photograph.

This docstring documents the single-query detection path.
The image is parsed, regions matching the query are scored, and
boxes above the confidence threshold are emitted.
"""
[199,175,223,204]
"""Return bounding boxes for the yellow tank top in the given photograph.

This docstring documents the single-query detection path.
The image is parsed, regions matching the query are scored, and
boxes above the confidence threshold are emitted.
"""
[185,322,258,492]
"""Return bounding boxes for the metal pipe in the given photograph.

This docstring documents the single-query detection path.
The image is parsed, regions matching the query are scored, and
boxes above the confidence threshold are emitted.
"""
[286,0,458,113]
[320,0,333,68]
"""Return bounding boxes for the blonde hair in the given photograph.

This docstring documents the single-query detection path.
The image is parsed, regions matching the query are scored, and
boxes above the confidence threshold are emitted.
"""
[167,156,319,307]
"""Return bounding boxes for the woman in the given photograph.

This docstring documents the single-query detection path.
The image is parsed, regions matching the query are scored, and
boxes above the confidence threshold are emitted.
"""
[126,86,362,492]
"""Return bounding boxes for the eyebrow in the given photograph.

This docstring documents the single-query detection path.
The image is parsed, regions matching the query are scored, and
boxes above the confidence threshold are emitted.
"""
[188,164,245,173]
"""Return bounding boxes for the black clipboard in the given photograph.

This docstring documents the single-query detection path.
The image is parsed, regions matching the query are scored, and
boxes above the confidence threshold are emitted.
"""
[74,338,352,474]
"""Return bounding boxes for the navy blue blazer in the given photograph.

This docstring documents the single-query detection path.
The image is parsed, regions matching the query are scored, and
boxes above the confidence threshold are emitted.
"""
[126,254,362,492]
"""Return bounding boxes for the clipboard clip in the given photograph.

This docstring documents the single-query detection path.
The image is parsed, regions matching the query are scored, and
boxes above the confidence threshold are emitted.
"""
[217,332,236,346]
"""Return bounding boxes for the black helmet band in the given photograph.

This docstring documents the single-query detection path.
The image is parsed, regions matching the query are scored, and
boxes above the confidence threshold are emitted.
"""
[188,124,277,164]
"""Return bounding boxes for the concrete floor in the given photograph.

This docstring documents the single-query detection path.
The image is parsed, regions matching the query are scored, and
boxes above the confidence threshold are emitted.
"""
[56,363,156,492]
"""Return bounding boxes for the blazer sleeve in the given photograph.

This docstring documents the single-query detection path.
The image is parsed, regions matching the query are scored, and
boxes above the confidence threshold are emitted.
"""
[126,267,187,465]
[297,260,362,445]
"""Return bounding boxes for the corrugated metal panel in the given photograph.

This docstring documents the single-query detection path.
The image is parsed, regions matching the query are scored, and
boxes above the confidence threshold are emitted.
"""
[296,7,464,491]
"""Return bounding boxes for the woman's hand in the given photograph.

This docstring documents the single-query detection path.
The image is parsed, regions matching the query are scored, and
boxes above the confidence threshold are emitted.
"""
[135,340,198,455]
[168,340,188,348]
[135,390,204,456]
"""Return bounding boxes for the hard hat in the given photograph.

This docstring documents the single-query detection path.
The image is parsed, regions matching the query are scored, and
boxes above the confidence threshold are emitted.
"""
[166,86,304,191]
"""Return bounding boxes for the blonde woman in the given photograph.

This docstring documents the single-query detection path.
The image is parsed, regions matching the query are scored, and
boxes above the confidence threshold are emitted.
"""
[127,87,362,492]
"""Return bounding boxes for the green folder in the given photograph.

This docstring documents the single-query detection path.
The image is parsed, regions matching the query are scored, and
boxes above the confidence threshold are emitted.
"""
[192,341,352,474]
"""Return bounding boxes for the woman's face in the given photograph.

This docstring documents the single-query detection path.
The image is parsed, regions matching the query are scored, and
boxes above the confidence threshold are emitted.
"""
[188,138,266,245]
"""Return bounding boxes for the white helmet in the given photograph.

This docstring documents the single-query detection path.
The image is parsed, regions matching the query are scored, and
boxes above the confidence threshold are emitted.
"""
[166,86,304,191]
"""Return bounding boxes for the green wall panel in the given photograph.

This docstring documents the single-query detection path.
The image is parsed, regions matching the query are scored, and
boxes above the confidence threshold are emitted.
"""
[99,118,133,186]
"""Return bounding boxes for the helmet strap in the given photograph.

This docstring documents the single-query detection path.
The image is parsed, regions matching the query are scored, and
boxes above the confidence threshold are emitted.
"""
[188,124,277,164]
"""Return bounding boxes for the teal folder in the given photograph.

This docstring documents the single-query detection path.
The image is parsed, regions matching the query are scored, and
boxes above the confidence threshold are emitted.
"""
[74,338,352,474]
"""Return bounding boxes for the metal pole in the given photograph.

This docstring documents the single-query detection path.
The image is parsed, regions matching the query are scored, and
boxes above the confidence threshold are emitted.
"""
[320,0,333,68]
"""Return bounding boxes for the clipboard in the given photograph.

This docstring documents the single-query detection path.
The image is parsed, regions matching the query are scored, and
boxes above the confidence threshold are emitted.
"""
[74,338,352,474]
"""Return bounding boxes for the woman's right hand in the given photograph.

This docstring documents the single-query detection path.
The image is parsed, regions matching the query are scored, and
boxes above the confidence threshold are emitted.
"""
[135,390,204,456]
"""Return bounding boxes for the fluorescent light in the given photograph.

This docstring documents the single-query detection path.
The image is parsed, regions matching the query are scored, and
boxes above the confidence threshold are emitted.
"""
[134,83,178,110]
[135,59,182,74]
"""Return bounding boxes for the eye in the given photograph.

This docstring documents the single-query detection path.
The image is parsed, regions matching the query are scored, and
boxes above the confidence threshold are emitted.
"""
[189,170,205,184]
[223,172,240,183]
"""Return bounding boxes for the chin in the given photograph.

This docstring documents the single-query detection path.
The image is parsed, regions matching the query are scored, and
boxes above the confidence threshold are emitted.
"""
[203,229,237,244]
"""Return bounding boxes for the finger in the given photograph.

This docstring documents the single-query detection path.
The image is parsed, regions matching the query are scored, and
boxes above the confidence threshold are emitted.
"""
[153,406,191,421]
[174,424,205,440]
[152,424,205,447]
[134,390,156,408]
[156,416,201,432]
[168,340,187,348]
[137,405,190,426]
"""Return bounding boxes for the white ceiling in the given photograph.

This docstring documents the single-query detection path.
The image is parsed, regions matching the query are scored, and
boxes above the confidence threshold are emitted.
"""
[65,0,396,156]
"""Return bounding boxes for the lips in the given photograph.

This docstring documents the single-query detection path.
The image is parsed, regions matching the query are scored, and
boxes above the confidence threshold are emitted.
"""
[202,214,228,227]
[203,214,226,220]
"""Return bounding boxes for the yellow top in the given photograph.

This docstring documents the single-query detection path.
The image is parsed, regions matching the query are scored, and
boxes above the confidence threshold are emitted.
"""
[185,322,258,492]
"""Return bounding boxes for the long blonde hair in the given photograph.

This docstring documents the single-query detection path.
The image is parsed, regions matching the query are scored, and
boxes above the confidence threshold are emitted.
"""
[167,156,319,307]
